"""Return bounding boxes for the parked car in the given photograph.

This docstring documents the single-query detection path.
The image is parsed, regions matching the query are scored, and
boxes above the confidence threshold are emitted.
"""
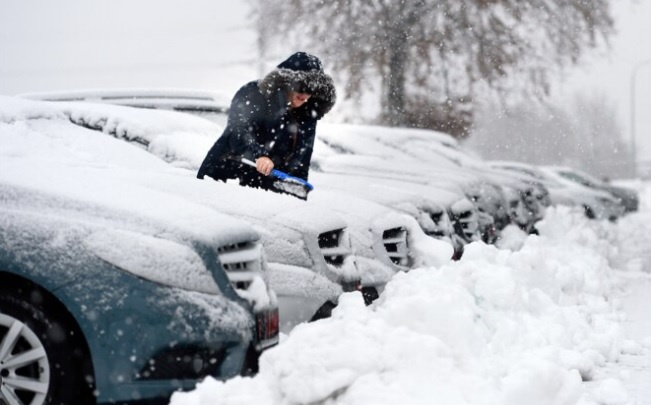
[544,165,639,213]
[489,161,625,221]
[309,168,473,259]
[477,168,547,234]
[15,97,452,333]
[0,96,279,404]
[8,96,366,334]
[315,123,545,236]
[312,129,501,245]
[145,175,361,333]
[307,185,454,295]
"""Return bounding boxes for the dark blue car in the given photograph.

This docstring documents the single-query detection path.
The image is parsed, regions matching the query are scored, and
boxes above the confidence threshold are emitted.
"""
[0,96,279,404]
[0,183,279,404]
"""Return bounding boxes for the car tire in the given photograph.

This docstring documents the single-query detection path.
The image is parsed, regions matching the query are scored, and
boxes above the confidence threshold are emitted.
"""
[0,292,95,405]
[309,301,338,322]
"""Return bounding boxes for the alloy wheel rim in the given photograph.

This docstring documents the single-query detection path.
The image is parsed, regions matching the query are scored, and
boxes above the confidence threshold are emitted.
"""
[0,313,50,405]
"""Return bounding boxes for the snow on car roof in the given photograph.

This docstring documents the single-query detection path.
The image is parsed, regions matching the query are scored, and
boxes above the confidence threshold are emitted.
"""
[0,96,257,246]
[7,95,223,168]
[19,87,232,109]
[318,121,459,148]
[1,96,357,234]
[15,97,442,228]
[310,171,464,212]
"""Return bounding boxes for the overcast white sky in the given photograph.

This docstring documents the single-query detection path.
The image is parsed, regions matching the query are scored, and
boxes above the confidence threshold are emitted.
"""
[1,0,649,172]
[0,1,257,95]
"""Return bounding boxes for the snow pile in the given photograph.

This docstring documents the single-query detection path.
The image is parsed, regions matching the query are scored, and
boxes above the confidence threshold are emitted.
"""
[608,180,651,274]
[169,197,651,405]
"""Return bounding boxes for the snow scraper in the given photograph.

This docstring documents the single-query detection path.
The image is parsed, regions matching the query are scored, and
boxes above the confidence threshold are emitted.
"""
[241,158,314,199]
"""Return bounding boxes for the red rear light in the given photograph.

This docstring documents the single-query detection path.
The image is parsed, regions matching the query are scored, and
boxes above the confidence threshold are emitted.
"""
[256,308,279,350]
[267,310,279,337]
[341,279,362,293]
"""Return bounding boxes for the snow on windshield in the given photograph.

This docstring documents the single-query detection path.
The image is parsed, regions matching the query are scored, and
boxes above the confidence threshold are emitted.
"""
[43,96,221,169]
[171,182,651,405]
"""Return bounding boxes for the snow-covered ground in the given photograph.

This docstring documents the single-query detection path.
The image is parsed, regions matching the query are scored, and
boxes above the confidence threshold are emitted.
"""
[170,182,651,405]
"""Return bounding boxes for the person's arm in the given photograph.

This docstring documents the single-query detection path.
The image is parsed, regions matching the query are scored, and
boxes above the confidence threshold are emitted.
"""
[285,120,317,181]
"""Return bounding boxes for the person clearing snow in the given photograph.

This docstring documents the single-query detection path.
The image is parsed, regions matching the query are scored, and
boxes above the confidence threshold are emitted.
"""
[196,52,336,200]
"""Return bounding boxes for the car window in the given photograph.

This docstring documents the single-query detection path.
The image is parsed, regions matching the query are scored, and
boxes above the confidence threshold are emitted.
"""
[559,171,594,187]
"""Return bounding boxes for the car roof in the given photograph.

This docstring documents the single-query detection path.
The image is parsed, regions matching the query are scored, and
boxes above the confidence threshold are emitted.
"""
[18,87,231,110]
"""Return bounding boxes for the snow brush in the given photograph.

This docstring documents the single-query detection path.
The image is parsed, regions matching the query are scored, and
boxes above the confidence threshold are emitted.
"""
[241,158,314,199]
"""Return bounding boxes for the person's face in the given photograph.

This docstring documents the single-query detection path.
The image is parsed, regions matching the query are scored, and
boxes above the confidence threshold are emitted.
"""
[289,92,311,109]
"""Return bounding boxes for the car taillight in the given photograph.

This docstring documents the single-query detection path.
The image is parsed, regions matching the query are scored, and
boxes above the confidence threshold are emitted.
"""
[340,279,362,293]
[256,309,279,350]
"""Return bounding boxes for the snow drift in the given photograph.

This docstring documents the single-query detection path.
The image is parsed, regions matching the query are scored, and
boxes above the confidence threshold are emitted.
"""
[170,190,651,405]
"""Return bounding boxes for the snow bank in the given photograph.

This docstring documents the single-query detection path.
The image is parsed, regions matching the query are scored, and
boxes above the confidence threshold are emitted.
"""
[170,187,651,405]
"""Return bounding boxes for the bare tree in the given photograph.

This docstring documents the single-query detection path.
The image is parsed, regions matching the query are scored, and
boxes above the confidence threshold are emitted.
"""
[252,0,613,138]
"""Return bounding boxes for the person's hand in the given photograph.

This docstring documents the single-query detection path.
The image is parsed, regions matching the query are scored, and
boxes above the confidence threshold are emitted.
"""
[256,156,274,176]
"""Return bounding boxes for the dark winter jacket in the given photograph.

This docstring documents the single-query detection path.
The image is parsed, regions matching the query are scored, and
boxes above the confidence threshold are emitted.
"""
[197,52,336,194]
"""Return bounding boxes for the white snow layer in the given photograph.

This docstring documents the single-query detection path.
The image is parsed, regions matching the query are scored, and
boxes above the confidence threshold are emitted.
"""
[170,183,651,405]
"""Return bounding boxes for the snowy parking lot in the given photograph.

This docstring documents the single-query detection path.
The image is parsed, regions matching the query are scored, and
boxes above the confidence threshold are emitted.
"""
[171,182,651,405]
[2,96,649,405]
[2,1,651,404]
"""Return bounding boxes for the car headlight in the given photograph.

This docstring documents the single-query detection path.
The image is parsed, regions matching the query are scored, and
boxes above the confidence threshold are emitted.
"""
[85,228,221,294]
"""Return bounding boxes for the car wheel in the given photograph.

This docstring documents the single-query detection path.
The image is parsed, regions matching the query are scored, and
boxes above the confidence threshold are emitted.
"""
[0,293,95,405]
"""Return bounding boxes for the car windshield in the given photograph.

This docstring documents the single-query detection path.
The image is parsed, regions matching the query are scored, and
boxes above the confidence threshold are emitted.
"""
[558,171,597,187]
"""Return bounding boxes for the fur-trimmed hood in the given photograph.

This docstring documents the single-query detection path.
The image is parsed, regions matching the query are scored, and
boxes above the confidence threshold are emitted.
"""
[258,58,336,120]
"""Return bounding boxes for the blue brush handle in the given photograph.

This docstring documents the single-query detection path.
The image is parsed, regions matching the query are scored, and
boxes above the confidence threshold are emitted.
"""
[241,158,314,190]
[270,169,314,190]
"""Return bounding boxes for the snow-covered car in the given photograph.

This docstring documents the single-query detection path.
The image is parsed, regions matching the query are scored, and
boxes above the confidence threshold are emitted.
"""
[315,123,546,237]
[544,165,639,213]
[144,176,361,333]
[489,161,625,221]
[309,170,471,258]
[64,101,452,299]
[7,96,364,333]
[306,186,453,293]
[0,97,279,404]
[19,87,231,126]
[13,97,451,332]
[393,133,549,231]
[477,168,547,234]
[313,130,493,246]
